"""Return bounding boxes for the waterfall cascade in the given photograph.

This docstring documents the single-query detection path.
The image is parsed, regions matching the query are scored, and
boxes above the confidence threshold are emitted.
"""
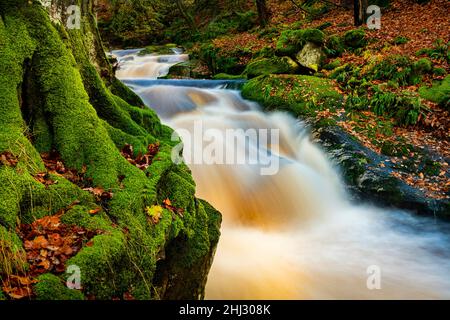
[113,49,450,300]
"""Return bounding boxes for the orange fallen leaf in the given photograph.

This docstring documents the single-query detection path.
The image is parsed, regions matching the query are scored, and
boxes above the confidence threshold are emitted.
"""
[89,208,102,215]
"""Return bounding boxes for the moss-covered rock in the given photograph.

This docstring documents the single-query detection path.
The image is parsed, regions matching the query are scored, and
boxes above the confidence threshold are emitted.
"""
[325,35,345,57]
[343,29,367,50]
[244,56,299,78]
[165,59,211,79]
[242,74,343,117]
[276,28,325,56]
[138,44,177,56]
[34,274,84,300]
[419,75,450,110]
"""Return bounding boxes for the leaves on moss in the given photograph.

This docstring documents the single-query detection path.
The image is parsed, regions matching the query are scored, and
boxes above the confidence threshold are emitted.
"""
[145,205,163,224]
[0,151,18,167]
[121,142,160,171]
[162,198,185,218]
[0,204,106,300]
[39,152,91,187]
[18,211,102,277]
[82,187,114,202]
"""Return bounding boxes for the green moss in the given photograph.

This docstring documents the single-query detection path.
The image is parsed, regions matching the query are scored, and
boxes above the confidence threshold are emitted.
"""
[0,9,43,171]
[0,167,28,227]
[34,274,84,300]
[345,95,370,111]
[368,55,431,86]
[242,74,343,117]
[61,205,115,232]
[423,159,441,176]
[419,75,450,110]
[413,57,433,73]
[276,28,325,56]
[200,200,222,246]
[21,174,95,223]
[392,36,409,45]
[380,141,413,157]
[112,95,162,138]
[66,230,127,299]
[198,42,244,75]
[343,29,367,50]
[323,59,341,70]
[0,225,27,276]
[139,45,175,56]
[325,35,345,57]
[213,73,246,80]
[102,120,153,156]
[253,47,276,59]
[432,67,446,76]
[244,56,299,79]
[109,78,145,107]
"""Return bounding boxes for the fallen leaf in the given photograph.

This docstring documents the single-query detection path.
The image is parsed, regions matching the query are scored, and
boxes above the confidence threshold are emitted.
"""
[89,208,102,215]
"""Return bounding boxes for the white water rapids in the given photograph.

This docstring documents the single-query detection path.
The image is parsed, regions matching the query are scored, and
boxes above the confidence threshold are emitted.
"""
[113,49,450,299]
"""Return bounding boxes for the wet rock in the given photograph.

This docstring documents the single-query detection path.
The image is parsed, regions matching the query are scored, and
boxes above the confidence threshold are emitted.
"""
[313,124,450,218]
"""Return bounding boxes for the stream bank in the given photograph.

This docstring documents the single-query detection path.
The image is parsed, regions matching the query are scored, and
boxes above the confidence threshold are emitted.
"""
[0,1,220,300]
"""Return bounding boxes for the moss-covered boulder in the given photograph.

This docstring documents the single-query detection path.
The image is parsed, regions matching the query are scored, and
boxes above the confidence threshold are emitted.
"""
[343,29,367,50]
[0,0,221,300]
[34,274,84,300]
[295,42,326,72]
[276,28,325,56]
[325,35,345,57]
[138,44,178,56]
[244,56,299,78]
[241,74,343,116]
[165,59,211,79]
[419,75,450,110]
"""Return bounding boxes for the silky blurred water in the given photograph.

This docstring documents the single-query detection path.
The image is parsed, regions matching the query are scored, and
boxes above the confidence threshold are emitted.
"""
[113,49,450,300]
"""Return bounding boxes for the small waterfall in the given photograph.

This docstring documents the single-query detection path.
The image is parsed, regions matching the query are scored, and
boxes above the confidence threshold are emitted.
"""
[112,49,189,79]
[114,49,450,299]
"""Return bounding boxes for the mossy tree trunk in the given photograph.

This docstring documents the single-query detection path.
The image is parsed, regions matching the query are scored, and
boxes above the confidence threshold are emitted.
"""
[0,0,220,300]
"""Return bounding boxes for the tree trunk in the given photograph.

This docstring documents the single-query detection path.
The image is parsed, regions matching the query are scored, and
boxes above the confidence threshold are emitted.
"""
[255,0,270,27]
[354,0,368,26]
[0,0,220,300]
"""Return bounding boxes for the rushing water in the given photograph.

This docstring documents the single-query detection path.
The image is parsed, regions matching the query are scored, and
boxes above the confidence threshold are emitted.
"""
[113,49,450,299]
